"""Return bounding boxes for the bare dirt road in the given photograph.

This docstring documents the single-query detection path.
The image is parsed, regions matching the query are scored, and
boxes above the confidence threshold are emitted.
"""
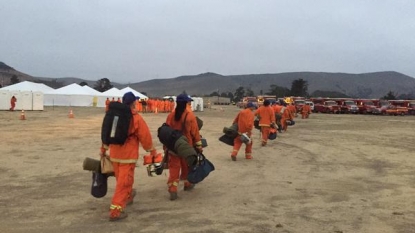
[1,106,415,233]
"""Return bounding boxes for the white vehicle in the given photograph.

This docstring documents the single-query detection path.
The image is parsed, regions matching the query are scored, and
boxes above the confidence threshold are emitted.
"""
[305,101,314,111]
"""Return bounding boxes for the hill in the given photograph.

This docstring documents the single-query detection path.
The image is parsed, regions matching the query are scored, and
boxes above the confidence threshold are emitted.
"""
[1,61,414,98]
[129,71,415,99]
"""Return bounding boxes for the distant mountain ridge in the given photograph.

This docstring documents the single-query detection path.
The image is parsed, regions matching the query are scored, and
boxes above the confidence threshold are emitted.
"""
[1,61,414,98]
[130,71,415,99]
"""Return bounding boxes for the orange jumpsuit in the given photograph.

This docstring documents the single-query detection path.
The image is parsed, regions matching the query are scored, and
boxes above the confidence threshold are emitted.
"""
[281,107,293,131]
[231,108,254,159]
[301,105,311,119]
[165,109,202,194]
[108,109,155,219]
[272,104,283,130]
[10,96,17,111]
[255,105,276,146]
[288,104,297,117]
[105,98,110,112]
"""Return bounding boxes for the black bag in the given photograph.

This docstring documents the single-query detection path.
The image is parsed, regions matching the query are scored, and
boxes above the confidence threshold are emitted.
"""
[219,134,234,146]
[268,129,277,140]
[223,124,239,138]
[196,116,203,130]
[101,102,132,145]
[187,153,215,184]
[91,172,108,198]
[254,118,260,130]
[201,138,208,148]
[157,123,183,152]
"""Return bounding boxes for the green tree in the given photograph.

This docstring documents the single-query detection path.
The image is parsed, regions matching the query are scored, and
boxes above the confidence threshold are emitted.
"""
[94,78,113,92]
[233,87,245,102]
[382,91,396,100]
[79,81,88,86]
[245,87,254,96]
[266,84,290,98]
[209,91,219,96]
[11,75,20,84]
[290,78,308,97]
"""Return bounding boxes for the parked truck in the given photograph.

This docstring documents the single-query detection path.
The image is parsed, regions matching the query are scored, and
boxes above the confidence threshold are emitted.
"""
[237,96,257,108]
[338,99,359,114]
[313,100,340,113]
[257,95,277,107]
[207,96,231,105]
[355,99,376,114]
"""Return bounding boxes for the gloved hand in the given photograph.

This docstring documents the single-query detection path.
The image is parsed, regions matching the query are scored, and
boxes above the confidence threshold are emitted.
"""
[99,144,109,158]
[195,145,203,154]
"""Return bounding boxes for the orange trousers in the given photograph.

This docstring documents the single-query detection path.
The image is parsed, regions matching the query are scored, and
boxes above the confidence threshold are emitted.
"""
[281,117,288,131]
[260,126,271,143]
[231,136,253,157]
[110,163,135,214]
[167,154,191,193]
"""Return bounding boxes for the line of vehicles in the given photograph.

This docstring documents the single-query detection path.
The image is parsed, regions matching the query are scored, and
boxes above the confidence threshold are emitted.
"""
[237,96,415,116]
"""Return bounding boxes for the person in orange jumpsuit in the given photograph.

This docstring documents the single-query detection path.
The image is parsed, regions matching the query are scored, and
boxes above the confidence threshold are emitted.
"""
[231,102,256,161]
[165,94,202,201]
[10,96,17,111]
[272,102,284,133]
[105,98,110,112]
[281,102,293,132]
[301,104,311,119]
[255,99,276,146]
[288,103,297,118]
[100,92,158,221]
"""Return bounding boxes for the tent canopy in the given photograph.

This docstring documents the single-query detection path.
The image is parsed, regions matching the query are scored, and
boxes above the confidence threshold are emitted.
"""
[46,83,92,95]
[121,87,148,99]
[0,81,54,93]
[102,87,123,98]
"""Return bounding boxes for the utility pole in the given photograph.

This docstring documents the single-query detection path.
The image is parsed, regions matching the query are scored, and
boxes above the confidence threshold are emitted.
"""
[217,88,219,105]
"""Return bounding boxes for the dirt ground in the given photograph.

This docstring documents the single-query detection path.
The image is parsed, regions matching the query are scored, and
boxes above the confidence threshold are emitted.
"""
[1,105,415,233]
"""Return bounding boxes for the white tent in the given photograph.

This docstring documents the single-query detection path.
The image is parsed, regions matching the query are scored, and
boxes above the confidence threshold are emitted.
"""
[44,83,97,107]
[96,87,123,107]
[0,81,47,110]
[0,81,54,93]
[121,87,148,100]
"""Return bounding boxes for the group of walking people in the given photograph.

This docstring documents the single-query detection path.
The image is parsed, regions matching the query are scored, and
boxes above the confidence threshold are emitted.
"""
[105,97,176,114]
[99,92,311,222]
[230,99,312,161]
[100,92,202,221]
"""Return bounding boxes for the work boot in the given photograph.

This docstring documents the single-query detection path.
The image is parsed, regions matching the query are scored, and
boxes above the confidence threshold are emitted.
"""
[184,183,195,191]
[169,192,178,201]
[109,211,128,222]
[126,189,137,206]
[231,156,237,161]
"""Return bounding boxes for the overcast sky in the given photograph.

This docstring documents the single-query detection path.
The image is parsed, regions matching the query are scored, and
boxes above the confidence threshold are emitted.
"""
[1,0,415,83]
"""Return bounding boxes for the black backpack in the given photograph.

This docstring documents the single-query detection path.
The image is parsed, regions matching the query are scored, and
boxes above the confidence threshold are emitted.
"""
[101,102,132,145]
